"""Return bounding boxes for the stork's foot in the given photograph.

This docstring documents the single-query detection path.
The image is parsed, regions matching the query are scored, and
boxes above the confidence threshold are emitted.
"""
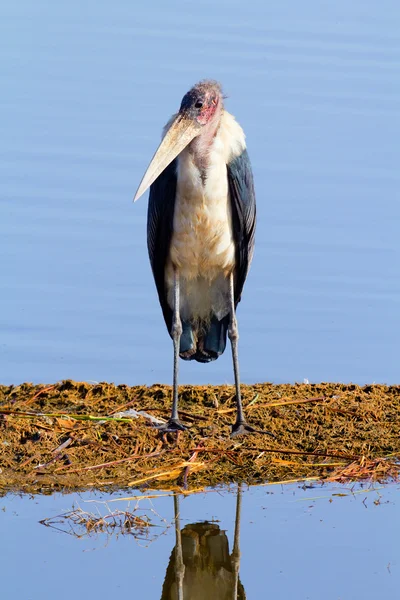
[230,421,276,439]
[155,418,188,434]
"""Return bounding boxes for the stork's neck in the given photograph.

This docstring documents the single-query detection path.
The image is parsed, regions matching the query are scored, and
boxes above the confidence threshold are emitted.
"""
[189,106,223,178]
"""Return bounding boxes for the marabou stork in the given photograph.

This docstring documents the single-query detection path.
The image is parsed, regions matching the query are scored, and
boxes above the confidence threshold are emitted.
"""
[134,80,269,437]
[161,485,245,599]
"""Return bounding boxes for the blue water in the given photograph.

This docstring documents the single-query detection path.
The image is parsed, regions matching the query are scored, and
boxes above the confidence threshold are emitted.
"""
[1,0,399,387]
[1,3,399,598]
[2,483,399,599]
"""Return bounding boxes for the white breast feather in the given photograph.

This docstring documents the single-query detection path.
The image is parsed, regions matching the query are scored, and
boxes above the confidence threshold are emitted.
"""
[166,111,246,321]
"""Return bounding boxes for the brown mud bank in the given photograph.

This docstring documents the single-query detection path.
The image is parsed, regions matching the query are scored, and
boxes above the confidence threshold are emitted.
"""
[1,381,399,495]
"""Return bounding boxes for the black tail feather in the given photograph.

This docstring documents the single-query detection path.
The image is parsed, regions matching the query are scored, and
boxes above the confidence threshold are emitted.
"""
[179,315,229,363]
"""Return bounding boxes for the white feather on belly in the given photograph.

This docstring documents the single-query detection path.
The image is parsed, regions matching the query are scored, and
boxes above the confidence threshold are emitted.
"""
[165,110,246,322]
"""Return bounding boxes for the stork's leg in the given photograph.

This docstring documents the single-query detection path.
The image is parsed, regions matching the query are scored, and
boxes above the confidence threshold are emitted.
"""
[156,270,187,433]
[228,273,247,435]
[173,495,185,600]
[229,273,275,438]
[230,483,243,599]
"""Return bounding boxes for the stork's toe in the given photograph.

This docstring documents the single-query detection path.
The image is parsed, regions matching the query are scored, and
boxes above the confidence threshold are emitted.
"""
[230,421,276,439]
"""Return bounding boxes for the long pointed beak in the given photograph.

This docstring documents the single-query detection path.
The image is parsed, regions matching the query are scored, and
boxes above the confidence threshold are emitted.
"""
[133,115,201,202]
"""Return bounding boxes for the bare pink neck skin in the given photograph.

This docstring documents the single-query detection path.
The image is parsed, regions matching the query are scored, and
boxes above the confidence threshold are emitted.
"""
[189,100,223,177]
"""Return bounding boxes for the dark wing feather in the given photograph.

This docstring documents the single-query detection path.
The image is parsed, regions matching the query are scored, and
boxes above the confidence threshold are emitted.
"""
[147,159,177,333]
[227,149,256,306]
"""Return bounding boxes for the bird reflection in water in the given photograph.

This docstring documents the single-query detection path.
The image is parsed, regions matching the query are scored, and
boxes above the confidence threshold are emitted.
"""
[161,485,245,600]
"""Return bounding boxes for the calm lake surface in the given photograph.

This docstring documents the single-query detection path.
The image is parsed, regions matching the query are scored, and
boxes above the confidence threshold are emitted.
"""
[1,0,399,386]
[2,483,399,599]
[1,2,399,599]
